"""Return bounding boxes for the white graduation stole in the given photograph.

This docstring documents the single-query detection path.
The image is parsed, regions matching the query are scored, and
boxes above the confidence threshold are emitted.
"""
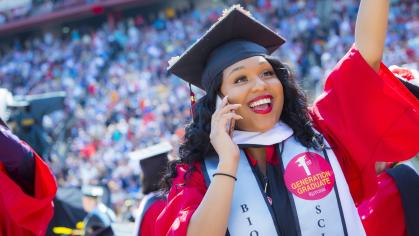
[203,136,365,236]
[205,150,278,235]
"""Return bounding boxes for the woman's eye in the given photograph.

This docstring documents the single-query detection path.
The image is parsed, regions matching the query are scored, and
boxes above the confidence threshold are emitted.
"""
[234,76,247,84]
[262,70,275,78]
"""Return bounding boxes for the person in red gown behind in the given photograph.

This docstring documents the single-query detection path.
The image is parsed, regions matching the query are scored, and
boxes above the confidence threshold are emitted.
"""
[358,158,419,236]
[0,118,57,235]
[133,142,171,236]
[357,67,419,236]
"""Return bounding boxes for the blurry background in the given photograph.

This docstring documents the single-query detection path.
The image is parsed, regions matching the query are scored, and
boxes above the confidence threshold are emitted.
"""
[0,0,417,228]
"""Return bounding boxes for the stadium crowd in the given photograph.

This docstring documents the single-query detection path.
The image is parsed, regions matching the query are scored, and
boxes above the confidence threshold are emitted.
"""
[0,0,100,24]
[1,0,417,220]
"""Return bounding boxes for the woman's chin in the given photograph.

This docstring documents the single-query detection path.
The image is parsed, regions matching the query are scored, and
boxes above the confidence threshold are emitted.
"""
[239,122,277,133]
[258,125,276,133]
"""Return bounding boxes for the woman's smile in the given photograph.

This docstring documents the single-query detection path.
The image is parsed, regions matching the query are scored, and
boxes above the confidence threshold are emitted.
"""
[248,94,273,114]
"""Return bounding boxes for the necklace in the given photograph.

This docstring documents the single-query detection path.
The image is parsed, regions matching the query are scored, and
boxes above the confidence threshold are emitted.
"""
[263,175,269,194]
[262,174,273,205]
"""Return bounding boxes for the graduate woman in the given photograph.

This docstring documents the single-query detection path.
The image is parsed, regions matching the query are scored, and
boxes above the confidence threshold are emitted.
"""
[158,1,419,236]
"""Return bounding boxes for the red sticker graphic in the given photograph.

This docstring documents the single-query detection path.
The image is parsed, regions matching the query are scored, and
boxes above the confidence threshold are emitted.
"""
[284,152,335,200]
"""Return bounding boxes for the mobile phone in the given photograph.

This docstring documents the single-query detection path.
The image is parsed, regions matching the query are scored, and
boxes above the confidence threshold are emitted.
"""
[216,95,235,136]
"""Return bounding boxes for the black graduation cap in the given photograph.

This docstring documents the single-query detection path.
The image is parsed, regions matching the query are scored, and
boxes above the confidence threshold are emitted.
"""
[167,5,286,91]
[129,142,172,194]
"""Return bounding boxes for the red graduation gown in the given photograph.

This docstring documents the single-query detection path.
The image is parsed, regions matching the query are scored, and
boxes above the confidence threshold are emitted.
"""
[0,150,57,236]
[357,171,407,236]
[310,46,418,204]
[155,47,419,235]
[140,198,166,236]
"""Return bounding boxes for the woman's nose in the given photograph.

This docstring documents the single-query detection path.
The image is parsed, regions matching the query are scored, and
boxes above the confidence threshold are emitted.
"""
[251,77,267,92]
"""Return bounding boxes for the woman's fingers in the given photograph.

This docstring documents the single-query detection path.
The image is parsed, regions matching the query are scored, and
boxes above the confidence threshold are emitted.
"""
[222,95,229,106]
[210,112,242,140]
[221,103,241,114]
[221,112,243,122]
[213,104,241,119]
[217,96,241,114]
[217,112,243,132]
[211,96,243,137]
[212,104,241,127]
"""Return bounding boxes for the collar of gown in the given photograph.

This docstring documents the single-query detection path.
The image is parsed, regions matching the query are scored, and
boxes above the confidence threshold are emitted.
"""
[232,121,294,146]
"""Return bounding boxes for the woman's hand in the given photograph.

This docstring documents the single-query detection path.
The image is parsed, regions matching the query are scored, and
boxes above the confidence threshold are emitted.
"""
[209,96,243,164]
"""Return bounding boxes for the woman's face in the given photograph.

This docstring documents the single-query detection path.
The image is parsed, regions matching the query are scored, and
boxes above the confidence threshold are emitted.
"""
[220,56,284,132]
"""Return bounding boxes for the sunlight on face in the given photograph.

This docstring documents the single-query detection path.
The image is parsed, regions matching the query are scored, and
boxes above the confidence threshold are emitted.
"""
[220,56,284,132]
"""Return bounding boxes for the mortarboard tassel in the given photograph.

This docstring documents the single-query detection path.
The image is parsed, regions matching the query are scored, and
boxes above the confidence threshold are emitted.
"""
[189,83,196,117]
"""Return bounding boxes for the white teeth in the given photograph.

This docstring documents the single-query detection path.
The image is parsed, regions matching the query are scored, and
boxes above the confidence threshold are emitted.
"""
[249,98,271,108]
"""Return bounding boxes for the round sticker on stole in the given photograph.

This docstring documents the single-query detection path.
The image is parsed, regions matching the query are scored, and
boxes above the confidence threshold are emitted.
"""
[284,152,335,200]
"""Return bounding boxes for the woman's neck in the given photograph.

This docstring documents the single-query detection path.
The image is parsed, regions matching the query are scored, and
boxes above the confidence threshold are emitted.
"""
[247,147,267,176]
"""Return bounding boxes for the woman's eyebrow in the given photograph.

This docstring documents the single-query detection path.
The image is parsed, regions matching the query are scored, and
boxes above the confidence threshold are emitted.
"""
[227,66,245,77]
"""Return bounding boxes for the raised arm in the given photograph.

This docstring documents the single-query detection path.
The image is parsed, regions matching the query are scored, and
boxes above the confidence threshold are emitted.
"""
[355,0,389,72]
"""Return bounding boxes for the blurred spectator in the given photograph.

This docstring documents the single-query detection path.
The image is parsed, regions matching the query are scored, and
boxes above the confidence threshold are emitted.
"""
[82,185,116,236]
[0,0,102,24]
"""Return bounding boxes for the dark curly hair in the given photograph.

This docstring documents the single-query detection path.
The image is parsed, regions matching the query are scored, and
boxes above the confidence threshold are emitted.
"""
[161,56,323,191]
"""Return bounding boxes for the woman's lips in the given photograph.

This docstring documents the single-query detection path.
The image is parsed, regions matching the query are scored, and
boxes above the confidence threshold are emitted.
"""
[248,95,273,114]
[251,103,272,114]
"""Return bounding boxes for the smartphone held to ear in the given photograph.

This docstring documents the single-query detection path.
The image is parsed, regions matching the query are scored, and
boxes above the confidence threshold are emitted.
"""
[216,96,235,137]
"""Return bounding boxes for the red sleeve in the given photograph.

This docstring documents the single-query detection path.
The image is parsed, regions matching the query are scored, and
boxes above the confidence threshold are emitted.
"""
[357,172,406,236]
[155,163,207,236]
[0,150,57,235]
[310,46,419,203]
